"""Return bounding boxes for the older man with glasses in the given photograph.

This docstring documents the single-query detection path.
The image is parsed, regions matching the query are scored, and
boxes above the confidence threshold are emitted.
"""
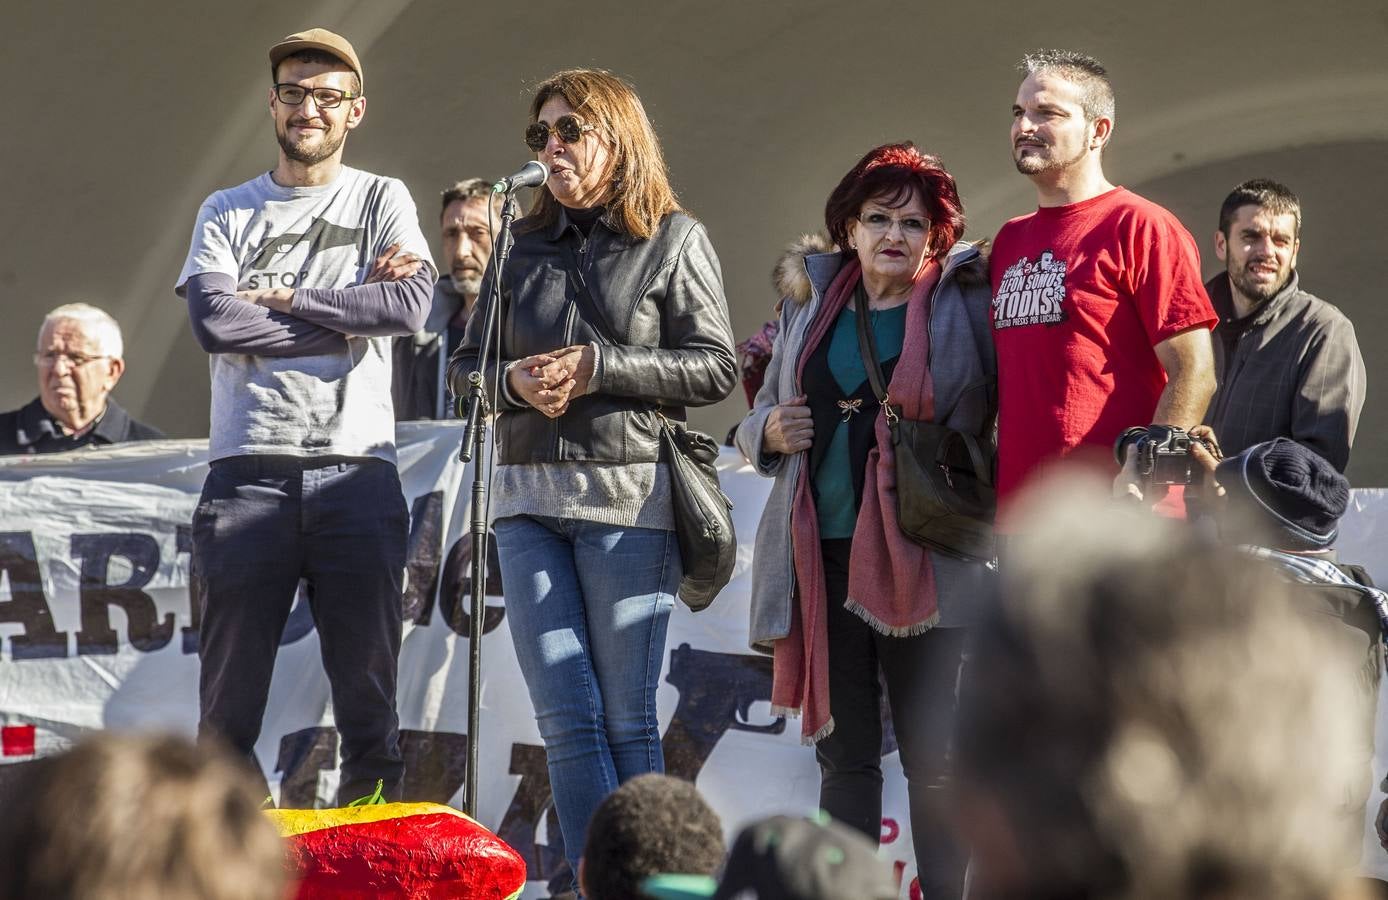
[174,28,435,805]
[0,303,163,454]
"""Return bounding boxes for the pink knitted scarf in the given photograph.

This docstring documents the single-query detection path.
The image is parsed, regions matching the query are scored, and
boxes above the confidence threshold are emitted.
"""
[771,257,941,743]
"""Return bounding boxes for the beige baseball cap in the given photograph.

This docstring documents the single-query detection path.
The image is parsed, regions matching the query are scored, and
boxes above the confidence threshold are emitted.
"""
[269,28,364,92]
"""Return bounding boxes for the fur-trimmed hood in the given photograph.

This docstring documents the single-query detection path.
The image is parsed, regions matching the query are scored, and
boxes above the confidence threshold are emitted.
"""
[772,233,990,305]
[772,233,837,304]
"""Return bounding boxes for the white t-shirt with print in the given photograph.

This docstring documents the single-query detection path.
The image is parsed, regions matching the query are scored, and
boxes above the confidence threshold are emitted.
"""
[176,167,434,463]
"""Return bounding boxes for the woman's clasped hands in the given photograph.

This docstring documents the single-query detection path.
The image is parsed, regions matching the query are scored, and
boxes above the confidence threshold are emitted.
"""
[507,344,597,418]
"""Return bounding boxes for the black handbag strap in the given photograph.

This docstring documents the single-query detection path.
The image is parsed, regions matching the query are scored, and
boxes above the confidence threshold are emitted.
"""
[852,283,998,431]
[853,284,996,485]
[852,284,897,427]
[561,241,621,347]
[561,240,683,432]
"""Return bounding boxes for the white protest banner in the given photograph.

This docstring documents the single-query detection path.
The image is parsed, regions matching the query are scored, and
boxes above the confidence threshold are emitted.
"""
[3,426,1386,897]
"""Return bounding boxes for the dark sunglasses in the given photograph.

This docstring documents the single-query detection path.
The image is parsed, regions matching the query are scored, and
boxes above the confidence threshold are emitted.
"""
[524,114,597,152]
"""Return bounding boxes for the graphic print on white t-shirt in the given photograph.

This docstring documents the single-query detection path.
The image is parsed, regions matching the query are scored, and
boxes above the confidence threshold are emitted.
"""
[992,251,1070,330]
[176,167,434,462]
[243,217,366,288]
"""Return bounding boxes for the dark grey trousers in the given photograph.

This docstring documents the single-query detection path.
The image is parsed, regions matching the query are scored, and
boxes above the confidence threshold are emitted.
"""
[191,454,408,806]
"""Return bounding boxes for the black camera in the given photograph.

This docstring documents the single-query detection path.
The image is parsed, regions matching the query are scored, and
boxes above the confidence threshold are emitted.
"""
[1135,425,1200,485]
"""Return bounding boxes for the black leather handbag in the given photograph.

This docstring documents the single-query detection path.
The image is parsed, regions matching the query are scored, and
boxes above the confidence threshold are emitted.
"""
[854,286,997,562]
[563,249,736,610]
[653,409,737,611]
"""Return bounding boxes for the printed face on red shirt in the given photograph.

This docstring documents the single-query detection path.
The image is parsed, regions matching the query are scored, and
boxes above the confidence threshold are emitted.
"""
[1214,205,1300,306]
[1010,72,1102,179]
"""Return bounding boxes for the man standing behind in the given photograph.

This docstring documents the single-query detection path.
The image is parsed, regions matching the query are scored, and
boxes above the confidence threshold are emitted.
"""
[175,29,435,804]
[990,49,1217,517]
[393,178,500,420]
[1204,179,1364,472]
[1,303,163,454]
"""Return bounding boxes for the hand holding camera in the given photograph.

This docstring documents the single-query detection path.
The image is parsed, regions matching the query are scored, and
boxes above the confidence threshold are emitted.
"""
[1112,424,1223,504]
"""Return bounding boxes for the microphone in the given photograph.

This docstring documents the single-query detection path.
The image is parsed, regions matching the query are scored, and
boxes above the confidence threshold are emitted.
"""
[492,161,547,194]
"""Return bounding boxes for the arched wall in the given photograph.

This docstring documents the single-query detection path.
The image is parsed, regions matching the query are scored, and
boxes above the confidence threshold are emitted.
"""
[1,1,1384,480]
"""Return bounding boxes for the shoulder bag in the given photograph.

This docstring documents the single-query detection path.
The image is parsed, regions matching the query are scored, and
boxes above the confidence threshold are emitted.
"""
[854,286,997,561]
[562,246,736,611]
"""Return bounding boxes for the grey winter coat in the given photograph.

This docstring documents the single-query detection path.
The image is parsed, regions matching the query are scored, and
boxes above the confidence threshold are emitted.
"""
[734,237,996,652]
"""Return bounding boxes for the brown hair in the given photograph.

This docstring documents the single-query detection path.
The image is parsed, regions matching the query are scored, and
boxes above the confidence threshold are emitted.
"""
[0,733,287,900]
[525,69,680,240]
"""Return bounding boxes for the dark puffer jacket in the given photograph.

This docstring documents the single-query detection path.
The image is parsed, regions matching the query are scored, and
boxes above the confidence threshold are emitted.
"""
[448,208,737,464]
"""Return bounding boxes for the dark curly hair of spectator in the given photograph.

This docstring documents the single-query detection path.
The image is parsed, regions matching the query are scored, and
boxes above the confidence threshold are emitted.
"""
[580,774,725,900]
[824,142,966,259]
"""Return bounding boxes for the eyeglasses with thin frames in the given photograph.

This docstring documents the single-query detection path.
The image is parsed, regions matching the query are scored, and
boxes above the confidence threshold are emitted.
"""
[856,212,929,237]
[34,351,109,369]
[524,115,598,152]
[273,83,359,109]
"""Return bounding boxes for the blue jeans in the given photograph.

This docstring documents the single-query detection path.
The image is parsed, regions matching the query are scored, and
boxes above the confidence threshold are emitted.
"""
[493,514,680,885]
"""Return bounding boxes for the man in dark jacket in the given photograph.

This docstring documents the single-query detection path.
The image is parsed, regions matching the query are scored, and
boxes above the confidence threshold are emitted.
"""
[392,178,501,420]
[1,303,163,454]
[1204,179,1365,472]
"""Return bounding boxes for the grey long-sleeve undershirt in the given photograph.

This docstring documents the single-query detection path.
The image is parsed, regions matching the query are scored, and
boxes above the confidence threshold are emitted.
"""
[184,268,433,356]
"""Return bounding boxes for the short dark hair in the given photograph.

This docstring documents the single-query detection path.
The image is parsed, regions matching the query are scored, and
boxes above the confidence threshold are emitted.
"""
[582,775,725,900]
[1218,178,1302,237]
[1019,49,1116,125]
[272,49,361,95]
[440,178,502,220]
[823,142,966,258]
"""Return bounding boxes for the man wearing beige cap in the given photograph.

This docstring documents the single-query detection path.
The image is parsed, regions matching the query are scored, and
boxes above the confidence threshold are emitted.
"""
[175,28,436,805]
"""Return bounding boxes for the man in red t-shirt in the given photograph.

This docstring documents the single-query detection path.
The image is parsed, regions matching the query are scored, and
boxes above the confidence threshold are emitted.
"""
[990,49,1217,524]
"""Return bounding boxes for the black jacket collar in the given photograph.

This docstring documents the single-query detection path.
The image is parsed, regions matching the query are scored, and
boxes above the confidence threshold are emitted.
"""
[543,205,623,242]
[15,397,128,449]
[1205,270,1301,329]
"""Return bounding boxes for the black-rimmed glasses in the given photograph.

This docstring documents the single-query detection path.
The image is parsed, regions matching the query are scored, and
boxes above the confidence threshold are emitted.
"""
[524,115,598,152]
[273,83,359,109]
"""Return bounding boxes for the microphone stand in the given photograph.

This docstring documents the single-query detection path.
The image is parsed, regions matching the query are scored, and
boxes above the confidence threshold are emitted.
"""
[456,189,520,818]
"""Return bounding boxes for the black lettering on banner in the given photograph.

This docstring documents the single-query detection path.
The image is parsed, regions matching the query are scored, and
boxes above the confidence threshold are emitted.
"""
[275,726,340,809]
[72,533,173,655]
[438,534,506,637]
[400,729,469,803]
[662,643,784,781]
[403,491,445,625]
[274,726,470,809]
[0,531,68,659]
[178,524,199,654]
[497,742,572,895]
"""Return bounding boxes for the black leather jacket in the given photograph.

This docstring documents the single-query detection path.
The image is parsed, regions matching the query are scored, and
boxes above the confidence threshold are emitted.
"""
[447,208,737,464]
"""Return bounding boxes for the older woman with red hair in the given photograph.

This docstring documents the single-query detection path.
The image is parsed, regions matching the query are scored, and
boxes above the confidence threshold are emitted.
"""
[735,142,995,897]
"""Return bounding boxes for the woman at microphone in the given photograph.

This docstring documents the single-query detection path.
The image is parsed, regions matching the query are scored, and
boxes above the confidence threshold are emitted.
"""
[735,143,994,897]
[447,69,736,890]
